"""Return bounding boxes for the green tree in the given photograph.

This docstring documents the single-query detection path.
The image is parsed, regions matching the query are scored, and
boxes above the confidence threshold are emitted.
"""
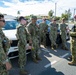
[61,9,71,20]
[48,10,54,18]
[17,11,20,16]
[55,16,60,21]
[30,14,34,17]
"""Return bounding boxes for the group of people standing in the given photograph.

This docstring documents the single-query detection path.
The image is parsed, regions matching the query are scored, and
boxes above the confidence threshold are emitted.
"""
[16,16,42,75]
[49,18,69,50]
[16,16,69,75]
[0,13,76,75]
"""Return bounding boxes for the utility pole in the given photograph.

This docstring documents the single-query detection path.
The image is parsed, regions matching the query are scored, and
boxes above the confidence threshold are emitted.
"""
[73,9,76,17]
[73,8,76,22]
[68,9,70,23]
[55,3,57,18]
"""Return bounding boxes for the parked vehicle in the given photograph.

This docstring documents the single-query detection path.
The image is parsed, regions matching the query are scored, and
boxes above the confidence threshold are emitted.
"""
[3,19,30,59]
[3,19,18,59]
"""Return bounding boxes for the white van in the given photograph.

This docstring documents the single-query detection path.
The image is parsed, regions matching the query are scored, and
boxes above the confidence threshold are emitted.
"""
[3,19,19,59]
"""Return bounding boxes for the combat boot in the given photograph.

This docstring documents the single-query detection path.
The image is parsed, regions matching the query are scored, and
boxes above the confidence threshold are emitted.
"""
[36,56,42,61]
[51,45,55,50]
[61,46,65,50]
[51,47,55,50]
[32,58,38,63]
[65,47,69,51]
[20,70,28,75]
[54,45,57,49]
[44,45,47,48]
[68,55,72,61]
[68,61,76,65]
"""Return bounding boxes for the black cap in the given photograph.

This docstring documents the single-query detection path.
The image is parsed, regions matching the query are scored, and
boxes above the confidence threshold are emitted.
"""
[18,16,27,21]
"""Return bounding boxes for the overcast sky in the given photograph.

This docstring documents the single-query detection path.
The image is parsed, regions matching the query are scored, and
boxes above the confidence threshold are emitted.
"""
[0,0,76,17]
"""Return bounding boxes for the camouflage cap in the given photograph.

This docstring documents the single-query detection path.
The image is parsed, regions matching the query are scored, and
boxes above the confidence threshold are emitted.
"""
[31,16,37,20]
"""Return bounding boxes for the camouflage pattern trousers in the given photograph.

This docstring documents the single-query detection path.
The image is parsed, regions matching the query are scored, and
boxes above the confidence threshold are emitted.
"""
[61,32,67,48]
[49,31,57,46]
[31,37,40,58]
[71,37,76,63]
[40,33,46,46]
[18,41,26,71]
[0,64,8,75]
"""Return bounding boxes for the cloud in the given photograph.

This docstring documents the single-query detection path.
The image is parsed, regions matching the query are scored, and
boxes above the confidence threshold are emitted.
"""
[0,0,76,17]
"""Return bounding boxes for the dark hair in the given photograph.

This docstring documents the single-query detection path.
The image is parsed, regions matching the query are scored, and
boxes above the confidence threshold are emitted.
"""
[62,18,66,21]
[18,16,26,21]
[0,14,4,19]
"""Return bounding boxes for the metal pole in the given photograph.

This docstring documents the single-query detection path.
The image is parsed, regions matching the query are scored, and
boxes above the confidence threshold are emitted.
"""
[73,8,76,22]
[68,9,70,23]
[55,3,57,17]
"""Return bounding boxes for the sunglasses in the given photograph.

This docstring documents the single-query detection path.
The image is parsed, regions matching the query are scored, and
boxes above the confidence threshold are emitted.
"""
[0,20,5,23]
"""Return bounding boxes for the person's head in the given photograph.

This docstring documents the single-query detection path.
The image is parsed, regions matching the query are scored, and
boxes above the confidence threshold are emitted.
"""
[31,16,37,24]
[18,16,27,25]
[62,18,66,23]
[52,18,56,24]
[0,14,5,27]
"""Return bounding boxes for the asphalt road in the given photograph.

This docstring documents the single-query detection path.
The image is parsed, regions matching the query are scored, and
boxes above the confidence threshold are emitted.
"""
[9,41,76,75]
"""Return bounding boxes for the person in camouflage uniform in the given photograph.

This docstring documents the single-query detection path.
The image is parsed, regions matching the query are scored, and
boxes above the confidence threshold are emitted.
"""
[27,16,41,63]
[0,14,12,75]
[49,19,58,50]
[39,19,48,47]
[60,18,69,50]
[16,16,31,75]
[68,28,76,65]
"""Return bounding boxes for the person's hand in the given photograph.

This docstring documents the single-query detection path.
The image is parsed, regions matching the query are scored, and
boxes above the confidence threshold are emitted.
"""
[28,46,32,50]
[6,62,12,70]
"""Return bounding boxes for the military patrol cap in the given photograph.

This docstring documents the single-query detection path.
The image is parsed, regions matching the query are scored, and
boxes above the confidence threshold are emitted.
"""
[31,16,37,20]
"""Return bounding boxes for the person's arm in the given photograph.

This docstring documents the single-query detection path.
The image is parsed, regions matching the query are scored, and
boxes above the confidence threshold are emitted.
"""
[0,39,12,70]
[60,24,63,33]
[57,24,59,30]
[0,39,7,64]
[28,24,33,36]
[25,27,32,44]
[2,31,10,53]
[18,27,27,46]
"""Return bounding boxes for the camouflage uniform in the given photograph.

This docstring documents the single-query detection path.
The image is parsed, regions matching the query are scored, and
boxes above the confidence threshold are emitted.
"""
[28,22,40,60]
[39,22,48,47]
[16,24,30,72]
[68,28,76,65]
[49,23,58,49]
[0,28,10,75]
[60,23,68,50]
